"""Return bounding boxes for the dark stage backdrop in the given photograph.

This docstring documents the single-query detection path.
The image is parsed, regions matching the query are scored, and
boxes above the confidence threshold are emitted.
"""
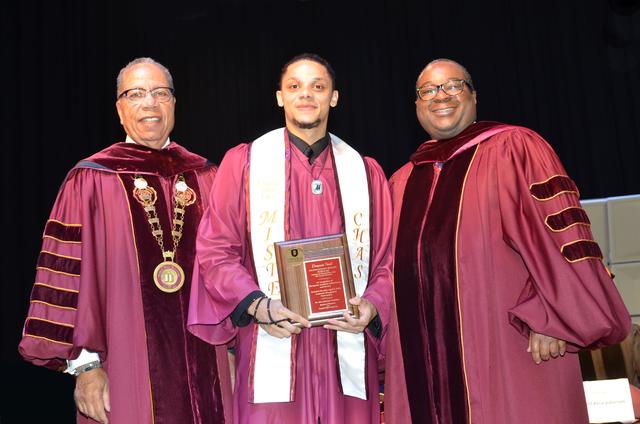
[1,0,639,421]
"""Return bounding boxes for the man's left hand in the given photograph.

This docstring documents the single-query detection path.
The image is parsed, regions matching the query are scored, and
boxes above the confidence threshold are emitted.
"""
[324,297,377,334]
[527,330,567,364]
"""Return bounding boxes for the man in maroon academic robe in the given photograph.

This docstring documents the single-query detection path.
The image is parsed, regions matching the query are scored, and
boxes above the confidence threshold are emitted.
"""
[384,59,631,423]
[18,58,231,424]
[188,54,393,423]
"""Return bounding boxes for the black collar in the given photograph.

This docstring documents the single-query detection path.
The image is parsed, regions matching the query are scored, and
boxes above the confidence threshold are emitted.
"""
[287,130,330,164]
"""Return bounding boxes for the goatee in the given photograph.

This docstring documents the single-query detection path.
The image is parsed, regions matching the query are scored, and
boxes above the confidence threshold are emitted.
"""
[293,119,321,130]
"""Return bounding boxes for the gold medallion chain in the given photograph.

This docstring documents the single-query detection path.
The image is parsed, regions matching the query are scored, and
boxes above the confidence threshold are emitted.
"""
[131,174,197,292]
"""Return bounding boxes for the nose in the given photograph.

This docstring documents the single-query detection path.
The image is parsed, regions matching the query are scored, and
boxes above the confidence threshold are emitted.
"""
[299,85,312,98]
[142,92,159,106]
[433,86,451,101]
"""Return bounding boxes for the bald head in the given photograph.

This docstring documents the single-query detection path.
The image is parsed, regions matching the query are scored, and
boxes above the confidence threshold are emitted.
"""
[416,58,475,92]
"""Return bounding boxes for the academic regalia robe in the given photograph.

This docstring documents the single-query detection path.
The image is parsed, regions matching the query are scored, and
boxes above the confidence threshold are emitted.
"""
[385,122,631,424]
[19,142,231,424]
[188,138,394,424]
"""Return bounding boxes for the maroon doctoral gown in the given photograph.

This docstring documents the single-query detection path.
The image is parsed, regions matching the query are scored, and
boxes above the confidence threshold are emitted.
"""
[384,122,631,424]
[19,142,231,424]
[188,134,394,424]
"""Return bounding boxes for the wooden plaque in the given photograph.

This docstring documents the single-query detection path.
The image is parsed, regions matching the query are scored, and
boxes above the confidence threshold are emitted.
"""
[274,233,358,326]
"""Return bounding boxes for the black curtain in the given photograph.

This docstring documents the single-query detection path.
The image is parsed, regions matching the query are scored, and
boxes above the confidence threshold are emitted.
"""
[2,0,639,421]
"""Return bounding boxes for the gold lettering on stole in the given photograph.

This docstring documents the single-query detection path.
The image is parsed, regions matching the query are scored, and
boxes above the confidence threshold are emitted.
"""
[266,261,275,277]
[259,211,277,225]
[262,212,276,242]
[264,244,274,262]
[352,211,366,282]
[259,210,280,297]
[268,281,281,297]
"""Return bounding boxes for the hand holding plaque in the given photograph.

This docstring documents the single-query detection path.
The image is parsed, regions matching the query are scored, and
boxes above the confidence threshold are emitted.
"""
[323,296,377,334]
[249,297,310,338]
[274,234,358,327]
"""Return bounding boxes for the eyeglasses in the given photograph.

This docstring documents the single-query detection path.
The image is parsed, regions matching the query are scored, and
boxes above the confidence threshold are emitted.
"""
[416,79,472,101]
[118,87,175,103]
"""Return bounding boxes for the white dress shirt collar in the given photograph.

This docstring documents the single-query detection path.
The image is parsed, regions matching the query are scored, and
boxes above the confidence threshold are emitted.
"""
[125,135,171,149]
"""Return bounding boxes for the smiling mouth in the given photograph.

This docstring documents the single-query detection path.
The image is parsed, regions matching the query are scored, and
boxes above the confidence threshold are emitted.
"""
[140,117,161,122]
[431,107,455,115]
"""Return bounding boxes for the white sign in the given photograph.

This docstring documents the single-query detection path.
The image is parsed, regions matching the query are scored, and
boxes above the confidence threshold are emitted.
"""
[583,378,635,423]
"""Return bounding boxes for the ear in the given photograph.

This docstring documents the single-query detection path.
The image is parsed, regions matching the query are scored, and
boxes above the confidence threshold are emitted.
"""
[330,90,339,107]
[472,91,477,104]
[276,90,284,107]
[115,100,125,125]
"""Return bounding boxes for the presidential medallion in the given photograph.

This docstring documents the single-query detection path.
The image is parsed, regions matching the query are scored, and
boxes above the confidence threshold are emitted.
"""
[153,261,185,293]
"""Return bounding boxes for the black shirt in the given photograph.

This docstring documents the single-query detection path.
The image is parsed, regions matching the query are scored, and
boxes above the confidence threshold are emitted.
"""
[287,131,330,164]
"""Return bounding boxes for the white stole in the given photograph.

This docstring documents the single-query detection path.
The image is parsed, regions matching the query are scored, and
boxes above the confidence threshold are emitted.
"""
[248,128,370,403]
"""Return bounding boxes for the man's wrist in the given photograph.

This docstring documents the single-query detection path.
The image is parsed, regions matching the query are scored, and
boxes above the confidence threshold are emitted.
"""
[69,360,102,377]
[230,290,266,327]
[65,349,100,374]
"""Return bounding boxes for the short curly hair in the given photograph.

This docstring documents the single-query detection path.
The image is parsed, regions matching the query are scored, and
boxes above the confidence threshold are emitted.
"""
[279,53,336,90]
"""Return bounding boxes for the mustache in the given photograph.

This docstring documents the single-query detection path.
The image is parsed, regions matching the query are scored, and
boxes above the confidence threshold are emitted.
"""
[430,96,456,104]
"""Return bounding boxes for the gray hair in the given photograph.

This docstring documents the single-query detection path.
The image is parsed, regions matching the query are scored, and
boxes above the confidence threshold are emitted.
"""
[116,57,174,96]
[416,58,475,91]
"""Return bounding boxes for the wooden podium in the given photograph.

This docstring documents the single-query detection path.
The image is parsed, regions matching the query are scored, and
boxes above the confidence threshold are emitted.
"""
[274,234,358,326]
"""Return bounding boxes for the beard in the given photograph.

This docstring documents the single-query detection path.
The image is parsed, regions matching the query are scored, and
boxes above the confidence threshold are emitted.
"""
[293,118,321,130]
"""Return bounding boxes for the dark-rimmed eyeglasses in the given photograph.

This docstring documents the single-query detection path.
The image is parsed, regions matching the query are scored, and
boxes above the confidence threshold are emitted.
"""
[416,79,472,101]
[118,87,175,103]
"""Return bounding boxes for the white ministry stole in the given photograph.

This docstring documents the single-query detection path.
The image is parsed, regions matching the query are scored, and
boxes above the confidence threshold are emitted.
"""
[248,128,370,403]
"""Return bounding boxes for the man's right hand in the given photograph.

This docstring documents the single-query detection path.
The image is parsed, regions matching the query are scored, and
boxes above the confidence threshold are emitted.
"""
[249,297,310,338]
[74,367,110,423]
[527,330,567,364]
